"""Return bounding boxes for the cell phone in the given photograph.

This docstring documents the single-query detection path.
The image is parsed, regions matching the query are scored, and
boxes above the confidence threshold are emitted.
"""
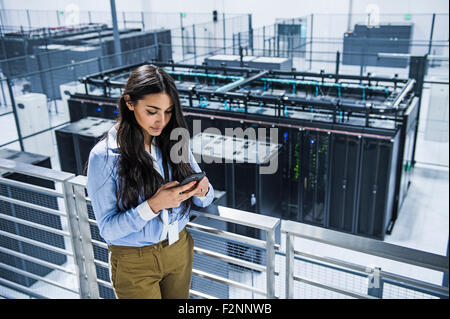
[179,172,206,186]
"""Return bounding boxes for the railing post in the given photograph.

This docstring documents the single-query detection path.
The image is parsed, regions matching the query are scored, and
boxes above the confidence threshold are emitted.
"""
[238,32,241,53]
[6,78,24,151]
[427,13,436,55]
[180,13,185,60]
[232,33,236,55]
[263,26,266,56]
[192,24,197,65]
[248,13,254,55]
[367,266,383,298]
[266,228,276,299]
[222,13,226,54]
[285,232,294,299]
[63,177,99,299]
[26,10,31,29]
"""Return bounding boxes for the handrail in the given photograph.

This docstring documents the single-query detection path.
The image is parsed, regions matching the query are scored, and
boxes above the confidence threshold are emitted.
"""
[0,158,74,183]
[0,159,448,299]
[191,206,280,232]
[64,173,280,298]
[281,220,448,273]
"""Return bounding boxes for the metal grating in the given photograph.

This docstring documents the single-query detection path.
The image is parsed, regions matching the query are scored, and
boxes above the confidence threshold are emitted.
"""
[0,182,67,288]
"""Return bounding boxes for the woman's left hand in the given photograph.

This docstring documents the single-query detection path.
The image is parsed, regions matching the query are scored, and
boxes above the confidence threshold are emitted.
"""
[191,176,210,197]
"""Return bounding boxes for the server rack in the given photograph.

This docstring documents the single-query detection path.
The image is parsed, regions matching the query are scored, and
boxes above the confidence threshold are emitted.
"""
[32,44,102,71]
[343,23,413,68]
[0,23,108,77]
[356,133,400,239]
[28,44,103,100]
[328,133,361,233]
[0,149,66,287]
[68,96,118,122]
[0,23,107,59]
[81,29,172,63]
[191,132,283,219]
[64,62,418,240]
[55,117,115,175]
[205,54,293,71]
[276,18,307,58]
[52,27,141,46]
[298,130,331,227]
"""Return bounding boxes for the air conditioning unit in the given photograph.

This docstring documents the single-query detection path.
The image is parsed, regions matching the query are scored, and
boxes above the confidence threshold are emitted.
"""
[15,93,50,137]
[15,93,54,156]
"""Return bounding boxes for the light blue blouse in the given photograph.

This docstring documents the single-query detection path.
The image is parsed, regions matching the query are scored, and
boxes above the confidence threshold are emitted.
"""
[86,126,214,246]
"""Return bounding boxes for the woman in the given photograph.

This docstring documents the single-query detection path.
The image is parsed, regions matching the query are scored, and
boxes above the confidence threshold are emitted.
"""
[86,64,214,299]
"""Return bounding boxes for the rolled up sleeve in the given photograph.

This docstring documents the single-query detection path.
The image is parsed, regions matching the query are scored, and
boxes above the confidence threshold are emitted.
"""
[188,148,215,208]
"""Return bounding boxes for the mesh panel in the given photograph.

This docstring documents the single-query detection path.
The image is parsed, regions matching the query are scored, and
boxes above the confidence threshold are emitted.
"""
[293,280,355,299]
[189,228,266,299]
[87,202,268,299]
[292,256,368,298]
[86,203,115,299]
[0,181,67,288]
[382,282,440,299]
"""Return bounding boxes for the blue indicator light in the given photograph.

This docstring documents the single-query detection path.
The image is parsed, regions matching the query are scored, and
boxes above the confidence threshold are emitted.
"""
[113,110,118,114]
[96,108,101,112]
[310,139,315,144]
[284,132,288,140]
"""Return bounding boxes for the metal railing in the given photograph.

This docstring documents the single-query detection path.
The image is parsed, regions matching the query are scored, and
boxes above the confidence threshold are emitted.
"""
[0,157,448,299]
[0,157,78,298]
[283,220,448,299]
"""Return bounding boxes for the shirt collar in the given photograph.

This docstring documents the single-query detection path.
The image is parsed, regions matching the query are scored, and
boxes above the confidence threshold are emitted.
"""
[107,125,157,157]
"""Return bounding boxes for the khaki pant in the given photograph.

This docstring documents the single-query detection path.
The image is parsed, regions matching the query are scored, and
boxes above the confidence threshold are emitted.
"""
[108,228,194,299]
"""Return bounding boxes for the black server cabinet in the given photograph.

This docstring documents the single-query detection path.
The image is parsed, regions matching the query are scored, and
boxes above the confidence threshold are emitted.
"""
[28,45,102,100]
[327,134,362,234]
[356,133,400,240]
[191,130,283,242]
[68,98,118,122]
[298,130,331,227]
[280,128,302,222]
[82,29,172,64]
[55,117,115,175]
[342,24,413,68]
[0,149,66,287]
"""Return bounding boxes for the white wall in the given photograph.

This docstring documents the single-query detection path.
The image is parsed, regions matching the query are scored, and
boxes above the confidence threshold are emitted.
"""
[0,0,448,28]
[0,0,447,45]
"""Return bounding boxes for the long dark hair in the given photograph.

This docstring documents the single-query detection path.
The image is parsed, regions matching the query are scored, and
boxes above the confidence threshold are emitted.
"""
[116,64,195,215]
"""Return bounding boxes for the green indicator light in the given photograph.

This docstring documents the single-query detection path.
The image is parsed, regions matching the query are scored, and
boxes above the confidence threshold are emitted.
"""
[180,12,186,17]
[405,14,412,20]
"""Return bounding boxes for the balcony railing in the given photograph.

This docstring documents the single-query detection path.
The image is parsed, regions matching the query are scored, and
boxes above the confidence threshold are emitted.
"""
[0,157,448,299]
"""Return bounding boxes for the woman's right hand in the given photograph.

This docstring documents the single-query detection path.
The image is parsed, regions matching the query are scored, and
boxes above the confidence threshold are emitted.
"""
[147,181,198,213]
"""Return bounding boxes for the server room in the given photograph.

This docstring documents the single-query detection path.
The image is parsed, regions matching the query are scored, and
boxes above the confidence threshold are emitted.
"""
[0,0,448,301]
